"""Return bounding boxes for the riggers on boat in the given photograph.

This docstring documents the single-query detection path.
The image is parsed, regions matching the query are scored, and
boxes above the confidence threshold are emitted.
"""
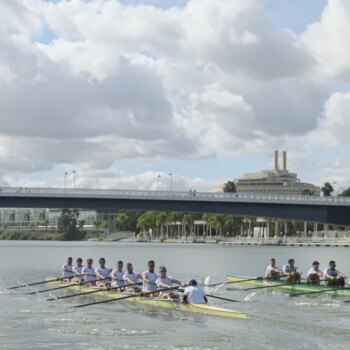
[226,275,350,295]
[47,279,247,319]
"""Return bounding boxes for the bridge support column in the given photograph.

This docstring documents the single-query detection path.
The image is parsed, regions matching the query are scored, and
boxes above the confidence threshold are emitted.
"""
[304,221,307,237]
[275,220,279,238]
[266,219,271,237]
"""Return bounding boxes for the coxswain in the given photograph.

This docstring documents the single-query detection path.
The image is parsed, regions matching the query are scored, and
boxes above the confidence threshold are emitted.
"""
[183,279,207,304]
[111,260,125,290]
[283,258,302,283]
[72,258,84,282]
[156,266,183,299]
[142,260,159,295]
[62,257,74,281]
[265,258,284,281]
[123,263,142,292]
[306,261,323,285]
[95,258,112,287]
[81,258,97,285]
[324,260,347,287]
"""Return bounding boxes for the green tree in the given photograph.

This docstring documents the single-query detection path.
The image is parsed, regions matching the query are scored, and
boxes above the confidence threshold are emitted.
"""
[58,209,86,240]
[223,181,236,193]
[339,187,350,197]
[321,182,334,196]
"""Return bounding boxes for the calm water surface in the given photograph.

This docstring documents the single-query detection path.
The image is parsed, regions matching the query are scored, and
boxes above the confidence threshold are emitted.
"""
[0,241,350,349]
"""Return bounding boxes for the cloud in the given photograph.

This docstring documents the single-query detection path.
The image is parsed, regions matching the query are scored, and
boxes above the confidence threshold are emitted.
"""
[0,0,347,189]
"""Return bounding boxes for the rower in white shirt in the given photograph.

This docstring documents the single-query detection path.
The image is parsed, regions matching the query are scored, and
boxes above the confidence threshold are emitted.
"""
[156,266,183,299]
[283,258,302,283]
[324,260,347,287]
[142,260,158,295]
[183,280,207,304]
[95,257,112,287]
[81,258,97,285]
[123,263,142,292]
[111,260,125,290]
[265,258,284,281]
[62,257,74,281]
[306,261,323,285]
[72,258,84,282]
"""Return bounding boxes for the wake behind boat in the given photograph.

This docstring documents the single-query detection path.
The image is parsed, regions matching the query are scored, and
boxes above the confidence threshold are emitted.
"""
[226,275,350,295]
[46,278,247,319]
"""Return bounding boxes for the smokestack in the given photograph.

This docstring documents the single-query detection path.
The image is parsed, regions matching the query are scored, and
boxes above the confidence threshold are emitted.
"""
[274,150,279,170]
[283,151,287,171]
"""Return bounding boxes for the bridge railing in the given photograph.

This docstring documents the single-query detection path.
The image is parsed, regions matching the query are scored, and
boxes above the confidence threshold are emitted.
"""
[0,187,350,206]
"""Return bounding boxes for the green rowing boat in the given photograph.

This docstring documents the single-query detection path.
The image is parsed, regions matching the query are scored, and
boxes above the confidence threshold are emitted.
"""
[226,275,350,295]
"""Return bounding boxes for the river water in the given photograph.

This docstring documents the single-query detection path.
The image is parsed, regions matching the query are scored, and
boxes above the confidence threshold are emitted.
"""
[0,241,349,349]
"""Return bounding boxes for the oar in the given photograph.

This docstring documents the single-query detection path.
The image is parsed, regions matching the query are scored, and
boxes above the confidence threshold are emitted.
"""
[24,276,108,295]
[290,286,350,297]
[202,277,264,287]
[7,275,80,290]
[72,286,181,309]
[205,294,239,303]
[46,282,143,301]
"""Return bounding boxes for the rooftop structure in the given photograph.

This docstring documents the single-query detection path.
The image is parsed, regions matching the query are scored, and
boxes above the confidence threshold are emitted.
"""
[233,151,320,195]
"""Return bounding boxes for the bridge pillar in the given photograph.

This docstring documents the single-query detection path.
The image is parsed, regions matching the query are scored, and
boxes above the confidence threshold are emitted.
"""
[304,221,307,237]
[275,220,279,237]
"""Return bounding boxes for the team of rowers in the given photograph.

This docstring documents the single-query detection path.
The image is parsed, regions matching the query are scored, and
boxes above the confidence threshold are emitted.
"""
[265,258,348,286]
[62,257,208,305]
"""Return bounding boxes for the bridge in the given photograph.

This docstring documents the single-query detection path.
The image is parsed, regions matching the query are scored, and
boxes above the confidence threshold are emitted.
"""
[0,187,349,226]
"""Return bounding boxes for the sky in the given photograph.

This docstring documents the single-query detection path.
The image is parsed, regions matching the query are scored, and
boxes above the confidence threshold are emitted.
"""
[1,0,350,193]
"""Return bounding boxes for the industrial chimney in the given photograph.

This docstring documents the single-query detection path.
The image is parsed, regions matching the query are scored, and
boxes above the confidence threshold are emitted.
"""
[274,150,279,171]
[283,151,287,171]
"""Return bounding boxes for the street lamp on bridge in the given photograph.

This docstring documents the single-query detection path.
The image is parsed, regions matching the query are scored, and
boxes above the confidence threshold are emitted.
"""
[64,172,68,188]
[156,174,161,191]
[169,173,173,192]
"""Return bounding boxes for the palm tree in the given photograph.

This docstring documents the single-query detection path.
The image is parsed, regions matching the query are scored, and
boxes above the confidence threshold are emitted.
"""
[156,212,168,239]
[182,214,193,237]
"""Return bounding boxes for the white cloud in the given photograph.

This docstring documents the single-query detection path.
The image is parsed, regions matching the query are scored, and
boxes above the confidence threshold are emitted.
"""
[0,0,348,189]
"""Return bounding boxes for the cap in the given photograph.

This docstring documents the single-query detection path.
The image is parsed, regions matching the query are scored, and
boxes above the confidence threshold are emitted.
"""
[188,279,197,286]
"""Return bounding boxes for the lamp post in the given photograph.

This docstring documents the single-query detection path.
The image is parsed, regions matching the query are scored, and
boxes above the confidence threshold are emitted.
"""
[64,172,68,188]
[73,170,76,189]
[157,174,161,191]
[169,173,173,192]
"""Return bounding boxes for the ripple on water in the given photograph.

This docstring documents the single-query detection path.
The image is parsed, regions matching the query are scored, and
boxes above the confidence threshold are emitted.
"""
[51,327,160,337]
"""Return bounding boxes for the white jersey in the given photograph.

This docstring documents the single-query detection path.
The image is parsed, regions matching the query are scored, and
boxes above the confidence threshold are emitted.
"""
[73,265,84,281]
[156,276,174,295]
[283,264,299,273]
[184,286,206,304]
[111,270,124,287]
[95,267,112,284]
[324,268,340,277]
[265,265,281,276]
[142,271,159,291]
[82,267,96,283]
[307,267,323,276]
[123,272,141,286]
[62,263,74,278]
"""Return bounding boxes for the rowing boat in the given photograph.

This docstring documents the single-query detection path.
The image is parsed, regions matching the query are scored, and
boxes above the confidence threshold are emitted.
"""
[47,279,247,319]
[227,275,350,295]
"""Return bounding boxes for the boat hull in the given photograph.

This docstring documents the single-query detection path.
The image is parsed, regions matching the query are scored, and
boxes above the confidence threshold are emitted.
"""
[48,280,247,319]
[226,275,350,295]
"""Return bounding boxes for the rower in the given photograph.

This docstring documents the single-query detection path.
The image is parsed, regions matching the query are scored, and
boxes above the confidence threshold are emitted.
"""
[95,258,112,287]
[62,257,74,281]
[123,263,142,292]
[141,260,158,295]
[111,260,125,290]
[283,258,302,283]
[324,260,347,287]
[156,266,183,299]
[82,258,97,285]
[183,279,207,305]
[265,258,284,281]
[306,261,323,285]
[72,258,84,282]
